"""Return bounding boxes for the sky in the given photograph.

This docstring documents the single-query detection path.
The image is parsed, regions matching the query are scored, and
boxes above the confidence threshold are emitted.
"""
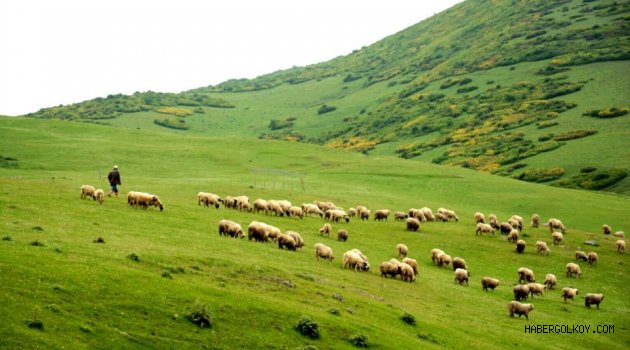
[0,0,464,116]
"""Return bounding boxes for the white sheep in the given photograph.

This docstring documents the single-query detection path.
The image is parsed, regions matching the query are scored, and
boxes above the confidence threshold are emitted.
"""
[253,198,269,214]
[94,189,104,205]
[374,209,390,221]
[544,274,557,290]
[531,213,540,228]
[566,263,582,278]
[513,284,530,301]
[535,241,550,255]
[516,239,526,254]
[218,219,244,238]
[319,223,332,237]
[420,207,436,221]
[508,301,534,320]
[402,257,418,275]
[314,243,333,262]
[454,268,469,285]
[474,212,485,224]
[80,185,96,200]
[602,224,612,235]
[380,261,401,278]
[507,229,519,243]
[337,229,348,242]
[546,218,565,233]
[587,252,598,265]
[517,267,535,283]
[562,287,579,303]
[614,231,624,238]
[527,283,545,299]
[400,263,415,282]
[575,250,588,262]
[343,249,369,271]
[431,248,444,265]
[476,223,495,236]
[617,240,626,253]
[481,277,500,291]
[286,231,304,249]
[396,243,408,259]
[552,231,563,245]
[437,253,452,268]
[406,217,420,231]
[585,293,604,309]
[452,257,468,271]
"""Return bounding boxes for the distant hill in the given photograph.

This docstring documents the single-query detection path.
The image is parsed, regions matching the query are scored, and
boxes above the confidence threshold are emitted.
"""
[25,0,630,194]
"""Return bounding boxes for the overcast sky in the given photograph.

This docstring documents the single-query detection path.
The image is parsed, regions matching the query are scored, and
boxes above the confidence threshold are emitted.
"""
[0,0,463,116]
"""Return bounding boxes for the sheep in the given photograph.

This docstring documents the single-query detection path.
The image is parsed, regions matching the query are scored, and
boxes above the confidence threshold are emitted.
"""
[431,248,445,265]
[347,208,357,218]
[527,283,546,299]
[247,221,270,242]
[277,200,292,215]
[614,231,625,238]
[132,192,164,211]
[402,257,418,275]
[488,214,499,229]
[406,217,420,232]
[508,301,534,320]
[575,250,588,262]
[253,198,268,214]
[127,191,139,206]
[435,212,449,222]
[394,211,408,221]
[437,253,452,268]
[531,213,540,228]
[438,208,458,221]
[400,263,415,282]
[289,206,304,219]
[474,212,485,224]
[546,218,565,233]
[617,240,626,253]
[507,229,519,243]
[516,239,526,254]
[552,231,563,245]
[94,189,104,205]
[481,277,500,291]
[499,222,513,235]
[602,224,612,235]
[277,233,297,251]
[517,267,535,283]
[218,219,244,238]
[396,243,408,259]
[266,200,285,216]
[476,223,495,236]
[380,261,401,278]
[452,257,468,271]
[327,209,350,223]
[513,285,531,301]
[408,208,425,221]
[223,195,237,209]
[80,185,96,200]
[535,241,550,255]
[454,268,469,285]
[562,287,579,303]
[510,215,524,231]
[286,231,304,249]
[374,209,390,221]
[319,223,332,237]
[235,195,250,212]
[315,200,336,212]
[587,252,598,265]
[544,274,557,290]
[584,293,604,309]
[566,263,582,278]
[198,192,222,208]
[508,218,521,232]
[337,229,348,242]
[314,243,334,262]
[302,203,323,217]
[343,249,369,271]
[420,207,436,221]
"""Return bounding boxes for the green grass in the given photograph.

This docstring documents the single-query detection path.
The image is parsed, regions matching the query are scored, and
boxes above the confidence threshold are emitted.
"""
[1,117,628,349]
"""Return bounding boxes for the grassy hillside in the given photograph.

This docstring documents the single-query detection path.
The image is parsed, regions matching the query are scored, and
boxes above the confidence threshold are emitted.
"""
[1,118,628,349]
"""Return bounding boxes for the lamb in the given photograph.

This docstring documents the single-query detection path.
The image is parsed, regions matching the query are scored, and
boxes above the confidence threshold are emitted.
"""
[94,189,104,205]
[247,221,271,242]
[319,223,332,237]
[566,262,582,278]
[218,219,244,238]
[402,257,418,275]
[286,231,304,249]
[614,231,624,238]
[437,253,452,268]
[544,274,557,290]
[481,277,500,291]
[198,192,223,209]
[587,252,598,265]
[499,222,513,235]
[277,233,297,251]
[420,207,436,221]
[516,240,526,254]
[584,293,604,309]
[337,229,348,242]
[474,212,485,224]
[431,248,445,265]
[507,229,519,243]
[513,285,531,301]
[374,209,390,221]
[476,223,495,236]
[508,301,534,320]
[406,217,420,231]
[380,261,401,278]
[302,203,323,217]
[617,240,626,253]
[518,267,535,283]
[527,283,546,299]
[575,250,588,262]
[552,231,563,245]
[602,224,612,235]
[452,257,468,271]
[80,185,96,200]
[394,211,408,221]
[562,287,579,303]
[253,199,268,214]
[343,249,369,271]
[546,218,565,233]
[396,243,408,259]
[314,243,334,262]
[535,241,550,255]
[488,214,499,229]
[454,268,469,285]
[289,206,304,219]
[400,263,415,282]
[531,213,540,228]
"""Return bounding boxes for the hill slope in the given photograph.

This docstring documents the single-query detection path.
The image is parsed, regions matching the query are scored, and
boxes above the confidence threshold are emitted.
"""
[25,0,630,193]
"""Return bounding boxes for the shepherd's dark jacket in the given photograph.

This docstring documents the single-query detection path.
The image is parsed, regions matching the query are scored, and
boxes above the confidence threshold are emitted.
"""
[108,170,121,185]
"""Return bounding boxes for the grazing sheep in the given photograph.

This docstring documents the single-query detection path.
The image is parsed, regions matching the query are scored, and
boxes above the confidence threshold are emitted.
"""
[602,224,612,235]
[476,223,495,236]
[435,212,449,222]
[552,231,563,245]
[278,200,292,215]
[396,243,409,259]
[488,214,499,229]
[223,195,237,209]
[302,203,324,217]
[235,195,250,212]
[585,293,604,309]
[374,209,390,221]
[402,257,418,275]
[132,192,164,211]
[420,207,436,221]
[253,198,268,214]
[80,185,96,200]
[614,231,624,238]
[535,241,550,255]
[380,261,401,278]
[587,252,598,265]
[510,215,524,231]
[500,222,513,235]
[400,263,415,282]
[359,208,371,220]
[575,250,588,262]
[454,268,469,285]
[544,274,557,290]
[218,219,244,238]
[437,253,452,268]
[513,285,531,301]
[266,200,285,216]
[289,206,304,219]
[277,233,297,251]
[247,221,270,242]
[327,209,350,223]
[508,301,534,320]
[617,240,626,253]
[408,208,425,221]
[516,240,526,254]
[518,267,535,283]
[343,249,369,271]
[394,211,408,221]
[546,218,565,233]
[286,231,304,249]
[474,212,485,224]
[319,223,332,237]
[314,243,334,262]
[437,207,458,222]
[406,217,420,232]
[198,192,223,208]
[94,189,104,205]
[481,277,500,291]
[452,257,468,271]
[527,283,546,299]
[431,248,445,265]
[348,208,357,218]
[531,213,540,228]
[508,229,519,243]
[562,287,579,303]
[508,218,521,232]
[566,263,582,278]
[337,229,348,242]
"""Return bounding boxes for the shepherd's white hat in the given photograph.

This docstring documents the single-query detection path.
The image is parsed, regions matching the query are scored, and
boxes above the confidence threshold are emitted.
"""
[113,165,118,169]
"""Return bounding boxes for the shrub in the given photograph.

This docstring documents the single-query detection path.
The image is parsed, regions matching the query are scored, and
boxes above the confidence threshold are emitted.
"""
[30,240,45,247]
[538,133,554,141]
[2,235,12,241]
[580,166,597,173]
[154,117,189,130]
[583,107,628,118]
[553,129,598,141]
[458,78,472,85]
[295,316,320,339]
[349,334,369,348]
[536,66,570,75]
[516,168,565,183]
[536,121,558,129]
[127,253,140,262]
[318,105,337,115]
[268,119,294,130]
[440,79,459,89]
[186,303,212,328]
[401,313,416,326]
[457,86,478,94]
[155,107,193,117]
[27,307,44,330]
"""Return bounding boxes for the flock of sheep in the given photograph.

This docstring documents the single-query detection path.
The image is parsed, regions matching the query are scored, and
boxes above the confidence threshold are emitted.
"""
[80,186,626,320]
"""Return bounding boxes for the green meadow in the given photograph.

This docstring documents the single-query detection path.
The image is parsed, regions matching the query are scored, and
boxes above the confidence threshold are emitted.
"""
[0,118,628,349]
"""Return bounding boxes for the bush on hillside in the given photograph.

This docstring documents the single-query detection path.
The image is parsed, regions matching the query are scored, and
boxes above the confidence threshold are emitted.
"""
[580,166,597,173]
[295,316,320,339]
[456,86,478,94]
[349,334,369,348]
[553,129,598,141]
[154,117,189,130]
[268,118,294,130]
[536,121,558,129]
[186,303,212,328]
[583,107,628,119]
[318,105,337,115]
[516,167,565,183]
[538,133,554,141]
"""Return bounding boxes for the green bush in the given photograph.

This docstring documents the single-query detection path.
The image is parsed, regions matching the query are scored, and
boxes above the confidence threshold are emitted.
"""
[186,303,212,328]
[154,117,189,130]
[349,334,369,348]
[583,107,628,118]
[536,121,558,129]
[456,86,478,94]
[401,313,416,325]
[318,105,337,115]
[553,129,598,141]
[538,133,554,141]
[516,167,565,183]
[580,166,597,173]
[295,316,320,339]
